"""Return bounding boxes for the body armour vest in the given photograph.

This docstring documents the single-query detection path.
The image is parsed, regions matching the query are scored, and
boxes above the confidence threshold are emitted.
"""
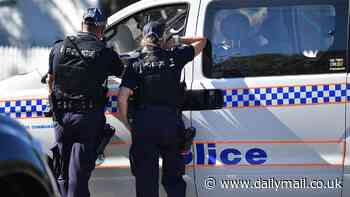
[133,48,182,108]
[53,36,106,102]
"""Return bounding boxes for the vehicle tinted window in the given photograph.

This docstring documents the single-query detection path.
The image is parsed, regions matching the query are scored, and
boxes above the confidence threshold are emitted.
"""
[105,4,188,54]
[203,0,348,78]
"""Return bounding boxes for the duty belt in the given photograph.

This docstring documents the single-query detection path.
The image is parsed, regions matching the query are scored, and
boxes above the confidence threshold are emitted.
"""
[56,100,96,111]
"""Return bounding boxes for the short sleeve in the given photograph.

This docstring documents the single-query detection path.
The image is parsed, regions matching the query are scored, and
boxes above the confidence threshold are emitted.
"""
[48,48,55,75]
[172,45,195,69]
[48,42,62,75]
[120,64,138,90]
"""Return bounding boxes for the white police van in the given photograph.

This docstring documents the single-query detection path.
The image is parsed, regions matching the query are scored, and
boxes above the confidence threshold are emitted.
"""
[1,0,349,196]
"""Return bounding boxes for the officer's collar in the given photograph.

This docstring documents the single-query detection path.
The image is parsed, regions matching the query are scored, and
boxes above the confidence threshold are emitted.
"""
[77,31,98,40]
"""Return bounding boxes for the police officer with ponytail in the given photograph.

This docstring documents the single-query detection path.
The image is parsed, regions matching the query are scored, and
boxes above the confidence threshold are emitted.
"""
[47,8,124,197]
[118,21,207,197]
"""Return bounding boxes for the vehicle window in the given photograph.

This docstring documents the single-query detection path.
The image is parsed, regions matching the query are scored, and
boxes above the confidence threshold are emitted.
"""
[105,4,188,54]
[203,0,348,78]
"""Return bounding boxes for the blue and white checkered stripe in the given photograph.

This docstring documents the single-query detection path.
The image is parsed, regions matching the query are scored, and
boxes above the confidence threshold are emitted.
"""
[105,95,118,113]
[0,96,119,118]
[1,84,350,118]
[0,99,49,118]
[224,83,349,108]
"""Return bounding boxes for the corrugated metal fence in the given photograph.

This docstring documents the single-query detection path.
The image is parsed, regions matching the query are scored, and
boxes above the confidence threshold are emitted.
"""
[0,46,51,81]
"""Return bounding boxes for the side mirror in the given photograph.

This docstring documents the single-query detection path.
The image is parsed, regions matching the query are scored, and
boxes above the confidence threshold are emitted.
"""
[41,73,48,84]
[181,89,224,111]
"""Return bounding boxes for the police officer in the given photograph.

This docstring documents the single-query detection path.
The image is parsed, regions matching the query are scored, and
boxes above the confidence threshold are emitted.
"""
[118,21,207,197]
[47,8,124,197]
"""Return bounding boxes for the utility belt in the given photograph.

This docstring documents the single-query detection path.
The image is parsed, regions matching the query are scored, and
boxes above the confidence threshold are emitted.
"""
[55,99,99,112]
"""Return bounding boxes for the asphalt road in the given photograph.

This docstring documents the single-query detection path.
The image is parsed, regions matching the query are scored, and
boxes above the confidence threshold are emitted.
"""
[90,168,136,197]
[90,166,198,197]
[90,168,169,197]
[88,142,197,197]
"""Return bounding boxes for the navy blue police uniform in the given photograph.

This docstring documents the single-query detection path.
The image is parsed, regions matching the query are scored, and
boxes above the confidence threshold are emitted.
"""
[48,8,123,197]
[120,22,195,197]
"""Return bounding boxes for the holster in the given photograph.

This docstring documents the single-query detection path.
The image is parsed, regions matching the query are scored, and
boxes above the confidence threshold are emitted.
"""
[179,126,196,153]
[49,143,62,179]
[96,124,115,155]
[48,93,57,121]
[129,144,136,176]
[127,95,137,126]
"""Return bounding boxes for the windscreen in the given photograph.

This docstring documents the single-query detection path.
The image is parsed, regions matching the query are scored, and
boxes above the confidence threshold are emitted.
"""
[203,0,348,78]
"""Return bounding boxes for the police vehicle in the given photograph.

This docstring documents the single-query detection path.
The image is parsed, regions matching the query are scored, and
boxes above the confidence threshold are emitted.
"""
[1,0,350,196]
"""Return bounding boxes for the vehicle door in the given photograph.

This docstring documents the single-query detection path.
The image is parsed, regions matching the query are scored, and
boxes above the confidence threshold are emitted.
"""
[100,1,200,196]
[343,2,350,196]
[189,0,348,196]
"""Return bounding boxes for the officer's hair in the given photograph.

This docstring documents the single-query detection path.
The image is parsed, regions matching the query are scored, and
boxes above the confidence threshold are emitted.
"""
[84,22,98,32]
[141,35,160,47]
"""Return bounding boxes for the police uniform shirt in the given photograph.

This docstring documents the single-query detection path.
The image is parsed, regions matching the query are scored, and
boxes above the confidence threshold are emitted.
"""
[48,32,123,78]
[121,45,195,91]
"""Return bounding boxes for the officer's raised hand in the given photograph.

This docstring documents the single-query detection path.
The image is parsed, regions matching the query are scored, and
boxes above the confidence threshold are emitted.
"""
[166,35,207,57]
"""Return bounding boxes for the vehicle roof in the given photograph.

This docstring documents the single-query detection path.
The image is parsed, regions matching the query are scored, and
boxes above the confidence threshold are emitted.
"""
[107,0,192,26]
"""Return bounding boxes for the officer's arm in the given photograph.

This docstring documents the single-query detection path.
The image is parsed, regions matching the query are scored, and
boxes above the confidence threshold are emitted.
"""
[47,41,61,94]
[107,48,125,77]
[179,37,207,57]
[48,74,54,94]
[117,87,133,130]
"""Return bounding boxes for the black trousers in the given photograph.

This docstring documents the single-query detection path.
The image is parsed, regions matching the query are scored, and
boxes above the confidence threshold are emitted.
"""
[52,109,104,197]
[130,106,186,197]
